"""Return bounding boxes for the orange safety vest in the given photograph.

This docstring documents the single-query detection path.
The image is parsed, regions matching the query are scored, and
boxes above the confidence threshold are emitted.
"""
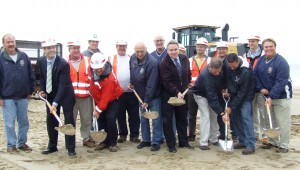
[109,54,130,76]
[69,55,91,97]
[189,56,211,84]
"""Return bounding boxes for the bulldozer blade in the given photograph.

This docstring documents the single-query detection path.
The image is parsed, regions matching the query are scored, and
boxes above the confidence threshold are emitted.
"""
[143,111,159,119]
[55,124,76,136]
[91,131,107,143]
[219,139,234,152]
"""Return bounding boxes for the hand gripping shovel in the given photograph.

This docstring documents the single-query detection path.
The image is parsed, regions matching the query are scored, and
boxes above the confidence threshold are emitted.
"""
[167,88,189,106]
[38,93,76,136]
[129,87,159,119]
[90,116,107,143]
[219,95,234,152]
[261,94,280,138]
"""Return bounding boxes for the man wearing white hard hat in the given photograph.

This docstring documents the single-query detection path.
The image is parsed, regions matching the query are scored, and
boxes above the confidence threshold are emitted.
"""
[82,34,103,57]
[188,37,219,150]
[178,44,186,55]
[109,40,140,143]
[243,35,267,143]
[89,53,123,152]
[38,38,76,156]
[67,41,95,148]
[0,34,35,153]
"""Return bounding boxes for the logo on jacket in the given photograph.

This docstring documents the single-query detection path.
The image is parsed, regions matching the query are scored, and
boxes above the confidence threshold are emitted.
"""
[140,68,144,75]
[235,76,240,83]
[268,67,272,74]
[20,60,25,66]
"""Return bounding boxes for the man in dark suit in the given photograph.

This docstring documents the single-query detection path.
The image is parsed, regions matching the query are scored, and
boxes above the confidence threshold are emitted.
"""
[159,40,193,153]
[38,39,76,157]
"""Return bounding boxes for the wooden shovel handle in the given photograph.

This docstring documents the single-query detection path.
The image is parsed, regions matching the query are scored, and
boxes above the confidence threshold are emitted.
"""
[38,93,63,126]
[130,88,144,104]
[182,88,189,96]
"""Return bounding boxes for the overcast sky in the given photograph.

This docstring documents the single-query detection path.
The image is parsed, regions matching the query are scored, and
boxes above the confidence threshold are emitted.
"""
[1,0,300,83]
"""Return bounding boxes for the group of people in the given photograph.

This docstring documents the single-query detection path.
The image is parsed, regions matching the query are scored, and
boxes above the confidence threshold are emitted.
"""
[0,33,292,157]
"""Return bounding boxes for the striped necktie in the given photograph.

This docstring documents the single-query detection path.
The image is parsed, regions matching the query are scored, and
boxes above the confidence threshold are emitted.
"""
[46,61,52,93]
[174,58,182,79]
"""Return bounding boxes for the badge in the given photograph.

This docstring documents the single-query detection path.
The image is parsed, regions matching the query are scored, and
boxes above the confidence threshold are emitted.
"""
[140,68,144,75]
[235,76,240,82]
[268,67,272,74]
[20,60,25,66]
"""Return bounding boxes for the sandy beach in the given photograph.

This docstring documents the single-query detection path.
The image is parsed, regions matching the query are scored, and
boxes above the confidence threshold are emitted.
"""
[0,87,300,170]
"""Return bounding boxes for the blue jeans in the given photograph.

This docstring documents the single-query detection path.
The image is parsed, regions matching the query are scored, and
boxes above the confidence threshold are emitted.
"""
[232,101,255,149]
[140,97,163,145]
[2,99,29,148]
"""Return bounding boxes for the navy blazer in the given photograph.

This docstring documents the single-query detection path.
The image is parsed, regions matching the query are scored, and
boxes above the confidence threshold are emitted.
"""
[38,56,75,105]
[159,54,191,97]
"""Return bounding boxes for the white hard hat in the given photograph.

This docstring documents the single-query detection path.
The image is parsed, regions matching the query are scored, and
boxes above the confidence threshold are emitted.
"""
[41,38,57,47]
[179,44,186,52]
[196,37,208,46]
[90,53,108,69]
[115,40,128,45]
[88,34,100,41]
[247,35,260,41]
[217,41,228,48]
[67,40,81,47]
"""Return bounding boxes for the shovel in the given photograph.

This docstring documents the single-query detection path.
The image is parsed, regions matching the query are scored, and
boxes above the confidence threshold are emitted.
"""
[38,93,76,136]
[128,87,159,119]
[90,116,107,143]
[219,94,234,152]
[261,94,280,138]
[167,88,189,106]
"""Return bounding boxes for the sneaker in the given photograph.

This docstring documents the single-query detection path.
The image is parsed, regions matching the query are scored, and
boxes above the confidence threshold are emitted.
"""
[17,144,32,152]
[130,137,141,143]
[7,146,19,153]
[199,145,210,150]
[150,144,160,151]
[276,148,289,153]
[117,136,127,143]
[137,142,151,149]
[83,139,95,148]
[242,148,255,155]
[109,146,119,152]
[95,142,107,151]
[234,143,246,149]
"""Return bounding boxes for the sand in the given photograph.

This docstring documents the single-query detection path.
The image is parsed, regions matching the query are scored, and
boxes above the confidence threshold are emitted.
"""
[0,87,300,170]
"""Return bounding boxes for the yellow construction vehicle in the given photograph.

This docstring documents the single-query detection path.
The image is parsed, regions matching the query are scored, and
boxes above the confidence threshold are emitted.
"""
[172,24,249,57]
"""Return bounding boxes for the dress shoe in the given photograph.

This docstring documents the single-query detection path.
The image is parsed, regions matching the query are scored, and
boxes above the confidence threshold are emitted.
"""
[168,147,177,153]
[234,143,246,149]
[42,148,58,154]
[242,148,255,155]
[137,142,151,149]
[117,136,127,143]
[17,144,32,152]
[199,145,210,150]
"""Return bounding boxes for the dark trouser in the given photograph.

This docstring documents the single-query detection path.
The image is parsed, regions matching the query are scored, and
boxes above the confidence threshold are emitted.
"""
[46,100,75,150]
[117,92,140,138]
[161,91,189,148]
[98,99,119,146]
[188,91,198,137]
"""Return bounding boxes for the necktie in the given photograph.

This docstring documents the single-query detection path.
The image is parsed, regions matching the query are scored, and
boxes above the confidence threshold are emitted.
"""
[46,61,52,93]
[174,58,182,79]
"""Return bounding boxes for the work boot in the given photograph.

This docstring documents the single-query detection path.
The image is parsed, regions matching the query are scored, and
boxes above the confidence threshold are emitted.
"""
[83,139,96,148]
[242,148,255,155]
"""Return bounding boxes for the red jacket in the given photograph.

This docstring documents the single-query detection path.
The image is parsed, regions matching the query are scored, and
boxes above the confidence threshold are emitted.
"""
[89,73,123,113]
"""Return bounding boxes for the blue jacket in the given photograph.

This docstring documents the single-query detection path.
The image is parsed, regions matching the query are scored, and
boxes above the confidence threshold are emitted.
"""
[151,48,167,63]
[192,66,225,115]
[130,52,160,103]
[0,49,35,99]
[253,53,292,99]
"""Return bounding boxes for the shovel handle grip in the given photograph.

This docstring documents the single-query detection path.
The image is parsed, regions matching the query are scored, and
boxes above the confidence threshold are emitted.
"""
[182,88,189,96]
[265,103,273,129]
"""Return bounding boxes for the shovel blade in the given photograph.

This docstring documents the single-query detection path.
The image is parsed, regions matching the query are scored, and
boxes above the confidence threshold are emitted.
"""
[219,140,234,152]
[55,124,76,136]
[143,111,159,119]
[91,131,107,143]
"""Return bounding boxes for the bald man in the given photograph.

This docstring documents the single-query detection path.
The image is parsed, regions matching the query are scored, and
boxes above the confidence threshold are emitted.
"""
[129,42,162,151]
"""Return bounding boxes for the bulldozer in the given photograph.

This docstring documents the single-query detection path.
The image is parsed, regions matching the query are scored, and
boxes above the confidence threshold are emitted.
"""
[172,23,250,57]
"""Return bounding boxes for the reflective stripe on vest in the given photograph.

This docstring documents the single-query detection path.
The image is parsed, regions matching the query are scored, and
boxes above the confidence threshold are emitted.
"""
[69,56,91,97]
[189,56,208,84]
[110,54,130,76]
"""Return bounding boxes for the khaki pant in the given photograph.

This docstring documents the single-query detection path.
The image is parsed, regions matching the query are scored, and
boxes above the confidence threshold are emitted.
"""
[73,96,93,141]
[268,99,291,149]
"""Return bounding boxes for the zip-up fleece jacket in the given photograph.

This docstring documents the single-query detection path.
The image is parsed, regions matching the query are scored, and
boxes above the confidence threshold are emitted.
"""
[0,49,35,99]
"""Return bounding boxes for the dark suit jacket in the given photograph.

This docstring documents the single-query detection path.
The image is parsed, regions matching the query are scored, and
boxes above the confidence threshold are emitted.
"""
[159,54,191,97]
[38,56,75,105]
